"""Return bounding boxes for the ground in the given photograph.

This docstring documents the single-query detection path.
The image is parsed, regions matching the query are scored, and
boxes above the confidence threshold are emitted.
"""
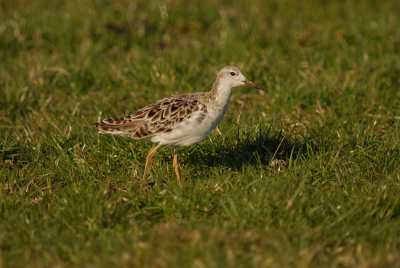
[1,0,400,267]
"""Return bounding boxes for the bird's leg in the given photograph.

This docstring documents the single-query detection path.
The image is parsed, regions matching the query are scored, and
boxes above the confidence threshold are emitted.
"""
[173,148,182,186]
[141,143,163,185]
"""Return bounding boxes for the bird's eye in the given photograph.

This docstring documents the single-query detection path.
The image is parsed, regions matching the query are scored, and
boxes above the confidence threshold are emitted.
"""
[230,72,236,76]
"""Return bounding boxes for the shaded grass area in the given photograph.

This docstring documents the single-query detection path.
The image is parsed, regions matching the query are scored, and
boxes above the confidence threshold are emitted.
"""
[1,0,400,267]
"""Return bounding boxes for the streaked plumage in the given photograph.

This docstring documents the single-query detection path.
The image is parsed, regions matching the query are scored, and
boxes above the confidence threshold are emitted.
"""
[92,66,265,185]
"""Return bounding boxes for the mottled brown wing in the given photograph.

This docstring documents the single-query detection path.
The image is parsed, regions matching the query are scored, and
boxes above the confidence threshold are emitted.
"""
[92,94,206,139]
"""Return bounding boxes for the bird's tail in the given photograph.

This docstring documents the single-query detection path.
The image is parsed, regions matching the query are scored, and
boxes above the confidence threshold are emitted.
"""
[91,118,145,138]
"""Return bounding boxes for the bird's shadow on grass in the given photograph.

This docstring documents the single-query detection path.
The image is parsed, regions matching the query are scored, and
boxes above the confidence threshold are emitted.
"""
[179,125,331,171]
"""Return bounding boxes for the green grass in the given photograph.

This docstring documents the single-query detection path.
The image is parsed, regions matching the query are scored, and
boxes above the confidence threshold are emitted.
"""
[1,0,400,267]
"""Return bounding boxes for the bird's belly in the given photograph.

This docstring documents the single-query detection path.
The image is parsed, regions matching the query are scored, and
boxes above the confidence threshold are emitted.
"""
[149,110,225,148]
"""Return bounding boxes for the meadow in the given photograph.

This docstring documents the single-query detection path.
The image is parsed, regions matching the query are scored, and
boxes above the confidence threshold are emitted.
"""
[1,0,400,267]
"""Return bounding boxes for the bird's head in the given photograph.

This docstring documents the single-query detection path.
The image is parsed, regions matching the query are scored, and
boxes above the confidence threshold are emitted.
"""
[216,66,265,91]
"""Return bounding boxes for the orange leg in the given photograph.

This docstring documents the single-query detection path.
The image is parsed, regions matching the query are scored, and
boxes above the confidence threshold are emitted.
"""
[141,143,163,185]
[173,148,182,186]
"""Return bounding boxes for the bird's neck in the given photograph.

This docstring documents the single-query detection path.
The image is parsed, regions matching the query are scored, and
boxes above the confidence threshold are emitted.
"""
[210,79,233,107]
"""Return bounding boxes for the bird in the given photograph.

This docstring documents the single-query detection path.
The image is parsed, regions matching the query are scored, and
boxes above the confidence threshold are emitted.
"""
[92,66,265,186]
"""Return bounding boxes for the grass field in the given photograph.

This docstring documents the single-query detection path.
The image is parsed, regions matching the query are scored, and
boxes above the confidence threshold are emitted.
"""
[1,0,400,267]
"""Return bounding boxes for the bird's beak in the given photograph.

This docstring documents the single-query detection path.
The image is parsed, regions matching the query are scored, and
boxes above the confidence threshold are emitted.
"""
[243,79,265,91]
